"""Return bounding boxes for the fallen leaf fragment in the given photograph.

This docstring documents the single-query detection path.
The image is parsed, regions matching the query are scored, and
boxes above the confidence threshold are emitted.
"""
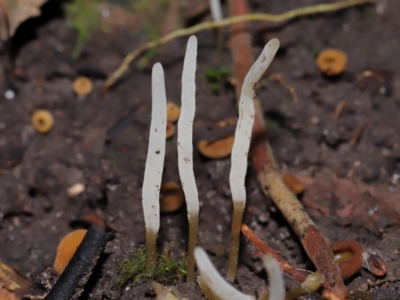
[0,0,10,42]
[5,0,49,37]
[0,261,30,299]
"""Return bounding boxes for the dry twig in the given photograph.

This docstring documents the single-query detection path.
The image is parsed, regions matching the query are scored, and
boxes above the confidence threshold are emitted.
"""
[102,0,376,92]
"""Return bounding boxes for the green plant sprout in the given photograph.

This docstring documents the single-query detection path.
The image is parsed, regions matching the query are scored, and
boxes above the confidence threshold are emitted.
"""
[65,0,101,59]
[115,245,186,288]
[205,67,230,93]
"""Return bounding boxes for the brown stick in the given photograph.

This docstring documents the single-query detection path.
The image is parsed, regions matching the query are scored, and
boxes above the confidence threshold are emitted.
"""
[242,224,308,282]
[228,1,347,299]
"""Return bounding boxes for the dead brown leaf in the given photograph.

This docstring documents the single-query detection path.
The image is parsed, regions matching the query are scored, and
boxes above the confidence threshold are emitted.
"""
[295,169,400,232]
[1,0,48,40]
[0,0,10,41]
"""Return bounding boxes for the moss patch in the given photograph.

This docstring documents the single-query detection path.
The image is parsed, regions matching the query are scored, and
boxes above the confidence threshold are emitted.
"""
[115,245,186,288]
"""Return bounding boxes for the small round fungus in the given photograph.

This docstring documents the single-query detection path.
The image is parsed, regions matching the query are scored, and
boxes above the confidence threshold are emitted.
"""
[53,229,87,275]
[73,76,93,96]
[166,122,175,139]
[31,109,54,134]
[316,48,347,76]
[167,102,180,123]
[282,173,304,195]
[160,182,184,213]
[197,136,235,159]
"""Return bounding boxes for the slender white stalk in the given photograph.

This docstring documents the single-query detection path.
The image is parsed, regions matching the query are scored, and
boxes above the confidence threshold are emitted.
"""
[262,256,285,300]
[142,62,167,266]
[194,247,254,300]
[177,35,199,283]
[229,38,280,203]
[210,0,223,21]
[227,38,280,281]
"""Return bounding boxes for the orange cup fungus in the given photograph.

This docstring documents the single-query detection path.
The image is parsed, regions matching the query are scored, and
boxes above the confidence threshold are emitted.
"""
[160,182,184,213]
[167,102,180,123]
[197,136,235,159]
[73,76,93,96]
[166,122,175,139]
[282,173,304,195]
[53,229,87,275]
[31,109,54,134]
[316,48,348,76]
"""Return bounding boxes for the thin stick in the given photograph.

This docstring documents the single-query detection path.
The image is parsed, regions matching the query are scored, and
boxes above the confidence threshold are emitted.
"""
[242,224,308,283]
[350,122,366,145]
[102,0,376,92]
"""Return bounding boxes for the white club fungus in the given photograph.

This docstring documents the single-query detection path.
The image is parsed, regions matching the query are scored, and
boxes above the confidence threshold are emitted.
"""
[142,62,167,267]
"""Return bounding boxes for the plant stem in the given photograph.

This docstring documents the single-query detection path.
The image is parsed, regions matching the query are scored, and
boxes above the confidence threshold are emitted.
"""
[186,213,199,283]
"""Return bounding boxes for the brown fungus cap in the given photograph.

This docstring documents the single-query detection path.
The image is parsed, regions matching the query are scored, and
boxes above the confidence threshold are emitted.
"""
[167,102,180,123]
[73,76,93,96]
[166,122,175,139]
[160,182,184,213]
[53,229,87,275]
[197,136,235,159]
[316,48,348,76]
[282,173,304,195]
[31,109,54,134]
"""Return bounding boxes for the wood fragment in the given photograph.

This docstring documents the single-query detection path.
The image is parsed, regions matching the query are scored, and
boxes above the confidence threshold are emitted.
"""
[350,122,366,145]
[242,225,307,283]
[333,100,347,120]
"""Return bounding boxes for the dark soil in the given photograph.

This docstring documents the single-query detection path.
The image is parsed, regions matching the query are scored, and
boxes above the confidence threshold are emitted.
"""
[1,0,400,299]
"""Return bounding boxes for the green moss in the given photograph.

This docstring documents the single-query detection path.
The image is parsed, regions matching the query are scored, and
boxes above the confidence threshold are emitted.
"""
[115,244,186,288]
[65,0,102,59]
[205,67,231,93]
[265,120,280,131]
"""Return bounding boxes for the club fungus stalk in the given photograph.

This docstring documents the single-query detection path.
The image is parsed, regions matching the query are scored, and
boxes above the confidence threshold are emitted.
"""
[142,62,167,268]
[195,247,285,300]
[227,38,280,282]
[177,35,199,283]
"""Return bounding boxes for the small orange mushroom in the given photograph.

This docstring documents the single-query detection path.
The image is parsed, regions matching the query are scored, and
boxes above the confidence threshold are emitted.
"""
[53,229,87,275]
[197,136,235,159]
[160,182,184,213]
[31,109,54,134]
[166,122,175,139]
[282,173,304,195]
[316,48,347,76]
[73,76,93,96]
[167,102,180,123]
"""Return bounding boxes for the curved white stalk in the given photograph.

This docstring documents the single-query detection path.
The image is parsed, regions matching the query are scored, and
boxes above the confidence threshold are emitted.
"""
[177,35,199,283]
[194,247,254,300]
[262,256,285,300]
[142,62,167,267]
[227,38,280,281]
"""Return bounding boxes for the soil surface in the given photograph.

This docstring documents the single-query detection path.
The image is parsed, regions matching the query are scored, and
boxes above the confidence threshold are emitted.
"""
[1,0,400,299]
